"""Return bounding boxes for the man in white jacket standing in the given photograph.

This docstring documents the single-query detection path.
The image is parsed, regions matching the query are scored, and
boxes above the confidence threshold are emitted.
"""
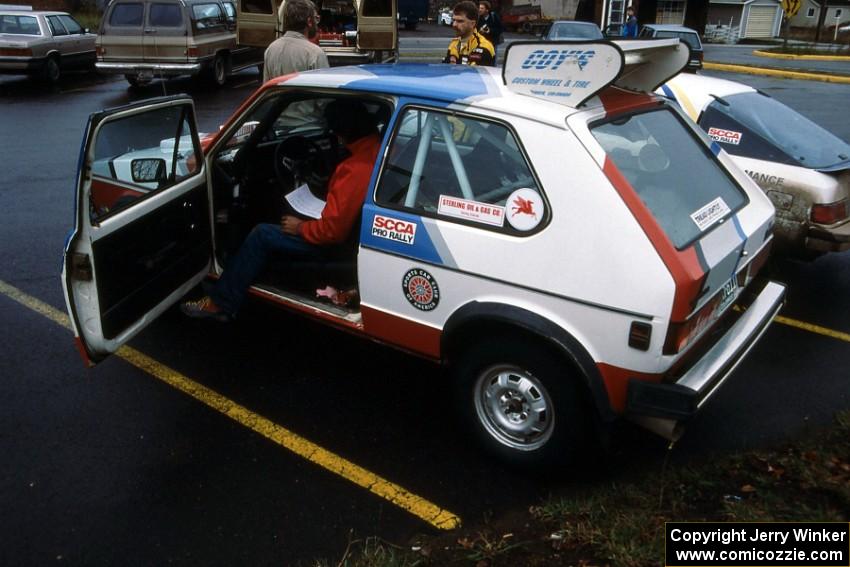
[263,0,328,82]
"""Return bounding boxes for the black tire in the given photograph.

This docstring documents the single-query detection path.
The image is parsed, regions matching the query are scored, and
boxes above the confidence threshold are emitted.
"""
[41,55,60,83]
[452,336,594,467]
[208,54,227,87]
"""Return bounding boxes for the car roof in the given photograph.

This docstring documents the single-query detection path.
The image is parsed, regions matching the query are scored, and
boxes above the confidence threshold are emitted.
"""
[643,24,698,33]
[551,20,599,26]
[0,10,66,15]
[659,72,756,118]
[270,63,590,125]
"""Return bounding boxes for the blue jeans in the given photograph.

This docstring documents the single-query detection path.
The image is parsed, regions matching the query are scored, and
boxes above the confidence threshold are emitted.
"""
[210,223,330,315]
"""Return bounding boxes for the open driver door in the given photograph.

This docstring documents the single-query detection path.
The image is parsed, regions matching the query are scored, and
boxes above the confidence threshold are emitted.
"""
[62,96,212,366]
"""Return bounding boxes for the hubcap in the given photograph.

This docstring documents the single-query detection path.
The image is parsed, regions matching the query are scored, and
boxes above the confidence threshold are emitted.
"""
[473,365,554,451]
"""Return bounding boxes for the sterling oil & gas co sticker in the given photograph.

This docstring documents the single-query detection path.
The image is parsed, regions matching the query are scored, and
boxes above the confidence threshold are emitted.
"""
[707,127,742,145]
[438,195,505,227]
[371,214,417,245]
[402,268,440,311]
[690,197,731,231]
[506,188,544,231]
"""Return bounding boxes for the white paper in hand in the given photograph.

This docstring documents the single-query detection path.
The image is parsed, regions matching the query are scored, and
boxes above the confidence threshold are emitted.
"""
[285,183,326,220]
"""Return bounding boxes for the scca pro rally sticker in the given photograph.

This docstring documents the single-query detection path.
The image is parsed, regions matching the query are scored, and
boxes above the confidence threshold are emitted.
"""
[371,214,416,245]
[506,188,544,231]
[707,127,742,145]
[402,268,440,311]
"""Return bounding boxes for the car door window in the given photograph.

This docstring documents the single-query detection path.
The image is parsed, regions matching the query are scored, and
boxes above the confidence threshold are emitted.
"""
[192,3,225,31]
[57,14,84,33]
[90,105,200,222]
[46,15,68,36]
[376,107,545,234]
[109,3,144,26]
[149,3,184,27]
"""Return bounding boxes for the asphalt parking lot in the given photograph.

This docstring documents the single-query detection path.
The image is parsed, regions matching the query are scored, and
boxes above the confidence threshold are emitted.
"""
[1,44,849,564]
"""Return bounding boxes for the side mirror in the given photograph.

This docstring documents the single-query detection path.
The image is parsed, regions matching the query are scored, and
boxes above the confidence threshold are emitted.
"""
[131,158,168,183]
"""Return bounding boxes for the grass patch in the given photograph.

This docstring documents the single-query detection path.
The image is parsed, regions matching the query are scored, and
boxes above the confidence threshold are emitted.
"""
[312,411,850,566]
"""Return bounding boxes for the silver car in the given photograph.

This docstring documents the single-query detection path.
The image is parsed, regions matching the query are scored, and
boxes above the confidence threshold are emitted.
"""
[0,8,96,82]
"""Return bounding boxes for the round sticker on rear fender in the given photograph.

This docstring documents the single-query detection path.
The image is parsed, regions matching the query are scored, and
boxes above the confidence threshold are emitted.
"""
[506,189,545,231]
[402,268,440,311]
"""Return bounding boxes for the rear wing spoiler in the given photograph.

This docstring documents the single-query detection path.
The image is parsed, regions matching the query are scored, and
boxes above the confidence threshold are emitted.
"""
[502,39,690,108]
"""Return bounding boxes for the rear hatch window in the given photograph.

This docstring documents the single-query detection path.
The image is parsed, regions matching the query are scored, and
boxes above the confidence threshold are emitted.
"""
[702,91,850,170]
[109,3,144,26]
[149,3,184,27]
[591,108,747,248]
[0,14,42,35]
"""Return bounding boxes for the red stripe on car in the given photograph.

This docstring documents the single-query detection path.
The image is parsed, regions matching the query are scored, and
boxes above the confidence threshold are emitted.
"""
[602,158,704,321]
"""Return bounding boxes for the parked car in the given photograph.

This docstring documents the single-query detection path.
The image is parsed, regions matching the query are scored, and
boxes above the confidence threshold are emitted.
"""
[659,72,850,259]
[438,9,452,25]
[63,40,784,466]
[96,0,263,87]
[541,20,603,41]
[0,8,95,82]
[603,22,624,37]
[639,24,703,71]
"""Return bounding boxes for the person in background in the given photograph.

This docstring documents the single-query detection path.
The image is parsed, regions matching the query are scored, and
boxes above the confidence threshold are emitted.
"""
[623,6,638,38]
[180,100,381,322]
[476,1,502,54]
[444,0,495,66]
[264,0,328,82]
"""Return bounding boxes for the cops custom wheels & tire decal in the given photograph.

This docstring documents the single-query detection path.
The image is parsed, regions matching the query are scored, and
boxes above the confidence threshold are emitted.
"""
[453,337,592,465]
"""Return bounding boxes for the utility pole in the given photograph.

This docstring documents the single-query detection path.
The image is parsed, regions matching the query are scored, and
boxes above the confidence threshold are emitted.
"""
[814,0,827,43]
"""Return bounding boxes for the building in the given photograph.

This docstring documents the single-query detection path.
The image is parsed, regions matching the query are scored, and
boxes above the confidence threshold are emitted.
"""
[706,0,782,38]
[787,0,850,37]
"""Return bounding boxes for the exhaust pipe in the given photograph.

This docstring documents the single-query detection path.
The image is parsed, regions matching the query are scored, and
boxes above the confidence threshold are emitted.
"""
[629,415,686,442]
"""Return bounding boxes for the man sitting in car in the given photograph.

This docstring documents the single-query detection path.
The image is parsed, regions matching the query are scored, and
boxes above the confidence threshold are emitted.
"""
[180,99,381,321]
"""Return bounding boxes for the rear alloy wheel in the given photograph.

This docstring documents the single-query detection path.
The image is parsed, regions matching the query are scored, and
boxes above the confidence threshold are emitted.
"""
[41,55,60,83]
[453,337,593,466]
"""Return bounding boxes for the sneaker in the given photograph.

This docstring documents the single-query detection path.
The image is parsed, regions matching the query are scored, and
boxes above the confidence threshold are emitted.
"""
[180,296,232,322]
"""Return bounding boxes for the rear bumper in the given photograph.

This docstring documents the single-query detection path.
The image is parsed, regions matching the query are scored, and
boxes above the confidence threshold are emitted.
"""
[0,56,44,73]
[96,61,203,76]
[626,280,785,431]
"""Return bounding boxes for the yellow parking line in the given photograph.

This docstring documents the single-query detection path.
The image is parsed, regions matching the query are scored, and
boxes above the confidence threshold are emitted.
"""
[0,279,461,531]
[774,315,850,344]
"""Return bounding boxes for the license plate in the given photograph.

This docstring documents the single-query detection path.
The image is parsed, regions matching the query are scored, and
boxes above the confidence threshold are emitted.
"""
[717,277,738,313]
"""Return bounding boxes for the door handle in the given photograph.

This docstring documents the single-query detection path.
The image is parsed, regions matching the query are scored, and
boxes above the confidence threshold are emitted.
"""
[144,28,157,34]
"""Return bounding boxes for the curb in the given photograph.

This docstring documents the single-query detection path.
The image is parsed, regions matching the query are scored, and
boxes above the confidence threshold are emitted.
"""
[703,61,850,83]
[753,49,850,62]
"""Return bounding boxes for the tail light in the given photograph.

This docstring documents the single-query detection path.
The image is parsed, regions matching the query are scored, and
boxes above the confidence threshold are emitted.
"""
[187,46,199,57]
[811,199,848,225]
[0,47,33,56]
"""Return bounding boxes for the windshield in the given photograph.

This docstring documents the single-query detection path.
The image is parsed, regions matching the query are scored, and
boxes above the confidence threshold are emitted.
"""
[548,23,602,39]
[592,109,747,248]
[654,30,700,50]
[707,92,850,169]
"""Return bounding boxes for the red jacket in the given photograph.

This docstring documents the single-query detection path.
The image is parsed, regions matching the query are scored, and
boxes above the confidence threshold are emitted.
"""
[298,134,381,245]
